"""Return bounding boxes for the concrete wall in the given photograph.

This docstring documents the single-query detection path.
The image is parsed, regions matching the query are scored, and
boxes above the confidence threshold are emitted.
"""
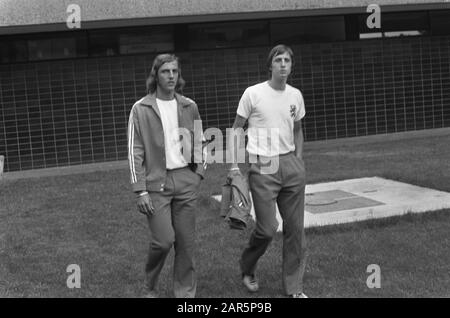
[0,0,446,27]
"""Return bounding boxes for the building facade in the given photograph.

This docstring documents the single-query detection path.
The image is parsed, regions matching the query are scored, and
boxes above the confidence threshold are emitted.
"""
[1,0,450,172]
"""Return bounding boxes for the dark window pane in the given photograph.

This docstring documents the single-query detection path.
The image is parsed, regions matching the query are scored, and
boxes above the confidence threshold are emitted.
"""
[119,26,174,54]
[89,30,118,56]
[188,20,269,50]
[28,39,52,60]
[11,40,28,62]
[430,10,450,36]
[76,33,88,56]
[0,40,9,63]
[382,12,428,31]
[51,37,76,59]
[28,36,79,61]
[271,16,346,44]
[359,11,429,39]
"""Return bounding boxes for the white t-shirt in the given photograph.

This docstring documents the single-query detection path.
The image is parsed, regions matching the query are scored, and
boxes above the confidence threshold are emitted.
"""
[157,98,188,170]
[236,81,306,157]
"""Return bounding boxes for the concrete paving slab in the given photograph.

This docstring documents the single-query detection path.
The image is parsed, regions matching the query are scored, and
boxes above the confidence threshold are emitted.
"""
[305,190,384,214]
[213,177,450,230]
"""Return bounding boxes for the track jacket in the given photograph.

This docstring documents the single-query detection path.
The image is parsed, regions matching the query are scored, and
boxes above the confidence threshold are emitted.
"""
[220,174,252,230]
[127,93,206,193]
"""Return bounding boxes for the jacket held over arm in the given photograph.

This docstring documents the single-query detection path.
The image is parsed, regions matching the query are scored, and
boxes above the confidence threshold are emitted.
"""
[220,174,252,230]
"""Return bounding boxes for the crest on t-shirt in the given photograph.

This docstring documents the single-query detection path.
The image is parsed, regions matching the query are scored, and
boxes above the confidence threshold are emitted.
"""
[290,105,296,118]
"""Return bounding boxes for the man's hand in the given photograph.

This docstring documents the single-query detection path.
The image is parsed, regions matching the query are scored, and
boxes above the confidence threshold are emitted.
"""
[227,167,242,184]
[226,114,247,184]
[136,192,155,216]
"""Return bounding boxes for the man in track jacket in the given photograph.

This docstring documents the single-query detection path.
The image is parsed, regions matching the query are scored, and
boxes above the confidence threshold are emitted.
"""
[128,54,205,298]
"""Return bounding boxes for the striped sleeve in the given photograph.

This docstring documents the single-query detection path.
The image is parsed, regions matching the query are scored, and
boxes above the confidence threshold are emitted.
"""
[127,105,146,192]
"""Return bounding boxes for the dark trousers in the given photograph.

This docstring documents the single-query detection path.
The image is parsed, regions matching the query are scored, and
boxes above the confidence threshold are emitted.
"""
[240,152,307,295]
[145,167,200,298]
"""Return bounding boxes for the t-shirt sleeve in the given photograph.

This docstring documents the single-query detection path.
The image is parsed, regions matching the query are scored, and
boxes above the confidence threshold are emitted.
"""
[236,88,252,119]
[294,90,306,121]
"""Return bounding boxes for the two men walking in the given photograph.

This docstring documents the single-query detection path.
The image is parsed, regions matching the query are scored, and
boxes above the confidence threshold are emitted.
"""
[127,45,307,298]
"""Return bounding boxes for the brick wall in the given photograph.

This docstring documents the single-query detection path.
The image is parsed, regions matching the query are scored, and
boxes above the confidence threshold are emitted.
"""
[1,35,450,172]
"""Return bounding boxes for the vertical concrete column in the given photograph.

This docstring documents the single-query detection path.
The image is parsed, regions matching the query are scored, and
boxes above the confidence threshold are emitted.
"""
[0,155,4,179]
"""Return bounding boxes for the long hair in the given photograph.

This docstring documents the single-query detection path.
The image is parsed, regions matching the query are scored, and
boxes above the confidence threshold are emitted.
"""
[146,54,186,94]
[266,44,295,78]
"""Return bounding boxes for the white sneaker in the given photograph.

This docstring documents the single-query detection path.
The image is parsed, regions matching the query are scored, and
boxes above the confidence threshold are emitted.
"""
[143,290,158,298]
[242,275,259,293]
[291,292,308,298]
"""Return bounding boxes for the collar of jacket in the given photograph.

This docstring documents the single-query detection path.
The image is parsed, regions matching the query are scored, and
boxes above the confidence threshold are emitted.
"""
[139,92,192,118]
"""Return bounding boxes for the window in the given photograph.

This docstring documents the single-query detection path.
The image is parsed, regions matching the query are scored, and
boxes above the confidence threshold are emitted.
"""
[0,39,28,63]
[89,30,119,56]
[430,10,450,36]
[358,11,429,39]
[188,20,269,50]
[27,34,86,61]
[119,26,174,54]
[271,16,346,44]
[0,40,10,63]
[28,39,52,60]
[52,37,77,59]
[10,40,28,62]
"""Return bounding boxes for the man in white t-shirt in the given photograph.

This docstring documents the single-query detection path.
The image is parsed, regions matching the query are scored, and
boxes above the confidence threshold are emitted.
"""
[128,54,205,298]
[228,45,308,298]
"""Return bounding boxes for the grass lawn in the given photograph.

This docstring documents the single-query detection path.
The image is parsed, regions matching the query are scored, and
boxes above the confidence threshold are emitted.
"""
[1,133,450,298]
